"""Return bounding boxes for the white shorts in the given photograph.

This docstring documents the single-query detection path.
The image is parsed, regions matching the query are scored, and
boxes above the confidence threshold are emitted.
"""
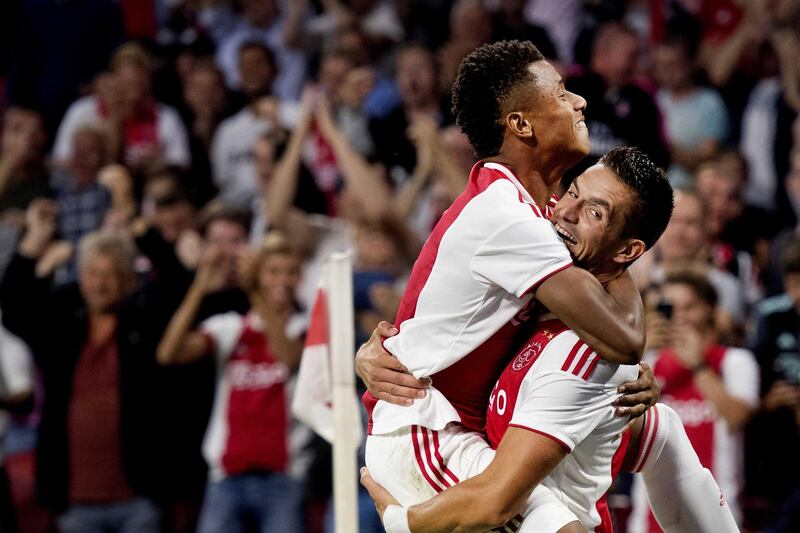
[365,423,579,532]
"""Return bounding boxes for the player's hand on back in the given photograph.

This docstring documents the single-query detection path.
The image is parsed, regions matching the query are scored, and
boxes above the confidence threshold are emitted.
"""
[356,321,430,406]
[614,362,660,418]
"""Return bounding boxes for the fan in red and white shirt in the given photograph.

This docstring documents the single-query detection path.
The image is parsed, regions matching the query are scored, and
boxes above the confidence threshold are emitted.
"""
[156,232,306,533]
[629,268,759,533]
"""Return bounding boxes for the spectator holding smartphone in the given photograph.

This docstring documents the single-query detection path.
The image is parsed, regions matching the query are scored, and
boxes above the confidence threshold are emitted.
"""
[631,266,759,532]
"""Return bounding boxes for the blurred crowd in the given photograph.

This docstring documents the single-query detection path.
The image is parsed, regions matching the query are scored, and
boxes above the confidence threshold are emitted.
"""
[0,0,798,532]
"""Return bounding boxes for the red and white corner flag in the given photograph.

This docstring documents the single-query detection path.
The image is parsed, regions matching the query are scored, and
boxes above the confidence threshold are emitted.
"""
[292,252,361,532]
[291,286,335,441]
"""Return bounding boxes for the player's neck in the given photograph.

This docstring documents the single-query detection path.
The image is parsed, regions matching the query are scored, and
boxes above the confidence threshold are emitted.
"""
[591,265,625,286]
[488,150,565,210]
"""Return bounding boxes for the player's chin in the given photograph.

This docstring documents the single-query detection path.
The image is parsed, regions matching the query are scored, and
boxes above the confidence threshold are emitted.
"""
[573,130,590,155]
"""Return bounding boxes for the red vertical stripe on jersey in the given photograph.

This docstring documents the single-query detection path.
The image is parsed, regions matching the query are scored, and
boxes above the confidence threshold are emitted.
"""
[571,345,594,376]
[580,354,601,380]
[561,340,585,371]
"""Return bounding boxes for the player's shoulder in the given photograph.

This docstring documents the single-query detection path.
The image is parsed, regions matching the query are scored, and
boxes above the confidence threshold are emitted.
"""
[470,163,548,220]
[512,319,636,385]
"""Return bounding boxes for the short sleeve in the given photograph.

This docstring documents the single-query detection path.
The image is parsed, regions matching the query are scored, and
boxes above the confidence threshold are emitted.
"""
[200,312,245,361]
[509,372,611,452]
[470,217,572,298]
[721,348,760,408]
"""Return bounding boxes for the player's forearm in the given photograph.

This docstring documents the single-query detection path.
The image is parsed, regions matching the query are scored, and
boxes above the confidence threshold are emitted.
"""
[407,480,519,533]
[539,269,644,364]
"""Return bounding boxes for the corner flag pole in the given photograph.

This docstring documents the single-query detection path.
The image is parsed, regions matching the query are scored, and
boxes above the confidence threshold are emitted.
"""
[324,251,360,533]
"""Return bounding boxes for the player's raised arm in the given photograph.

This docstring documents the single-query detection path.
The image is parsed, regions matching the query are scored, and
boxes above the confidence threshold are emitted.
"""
[535,267,644,365]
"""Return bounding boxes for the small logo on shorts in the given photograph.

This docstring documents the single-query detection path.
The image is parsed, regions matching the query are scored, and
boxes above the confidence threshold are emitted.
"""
[512,341,542,371]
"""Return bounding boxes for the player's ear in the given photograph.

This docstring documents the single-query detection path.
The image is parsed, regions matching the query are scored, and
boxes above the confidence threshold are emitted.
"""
[506,112,534,138]
[613,239,646,265]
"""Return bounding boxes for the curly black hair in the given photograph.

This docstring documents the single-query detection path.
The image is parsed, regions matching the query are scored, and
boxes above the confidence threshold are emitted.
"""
[451,40,544,159]
[599,146,674,250]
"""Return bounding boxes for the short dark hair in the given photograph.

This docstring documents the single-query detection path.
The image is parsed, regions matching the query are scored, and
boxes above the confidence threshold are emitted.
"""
[451,40,544,159]
[599,146,674,250]
[664,267,718,309]
[782,239,800,275]
[199,202,252,236]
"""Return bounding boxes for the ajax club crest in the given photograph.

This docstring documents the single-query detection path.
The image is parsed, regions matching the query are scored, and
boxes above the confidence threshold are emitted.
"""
[512,340,543,371]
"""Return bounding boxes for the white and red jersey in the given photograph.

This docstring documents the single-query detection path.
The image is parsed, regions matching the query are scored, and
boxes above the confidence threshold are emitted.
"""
[365,162,571,435]
[486,318,639,533]
[631,345,759,531]
[200,311,306,481]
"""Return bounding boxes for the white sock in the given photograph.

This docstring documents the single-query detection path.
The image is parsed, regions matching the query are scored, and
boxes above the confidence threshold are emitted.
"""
[633,404,740,533]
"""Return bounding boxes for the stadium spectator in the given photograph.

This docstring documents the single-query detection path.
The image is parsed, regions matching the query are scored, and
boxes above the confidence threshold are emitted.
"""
[695,159,763,309]
[653,36,729,186]
[211,42,299,206]
[567,22,669,170]
[0,107,50,216]
[0,106,50,279]
[747,237,800,531]
[369,44,451,185]
[53,43,190,171]
[157,231,306,533]
[178,61,229,205]
[0,201,165,532]
[631,267,759,531]
[768,139,800,294]
[392,113,469,241]
[53,126,113,247]
[631,187,746,332]
[259,88,391,311]
[212,0,308,101]
[141,175,198,247]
